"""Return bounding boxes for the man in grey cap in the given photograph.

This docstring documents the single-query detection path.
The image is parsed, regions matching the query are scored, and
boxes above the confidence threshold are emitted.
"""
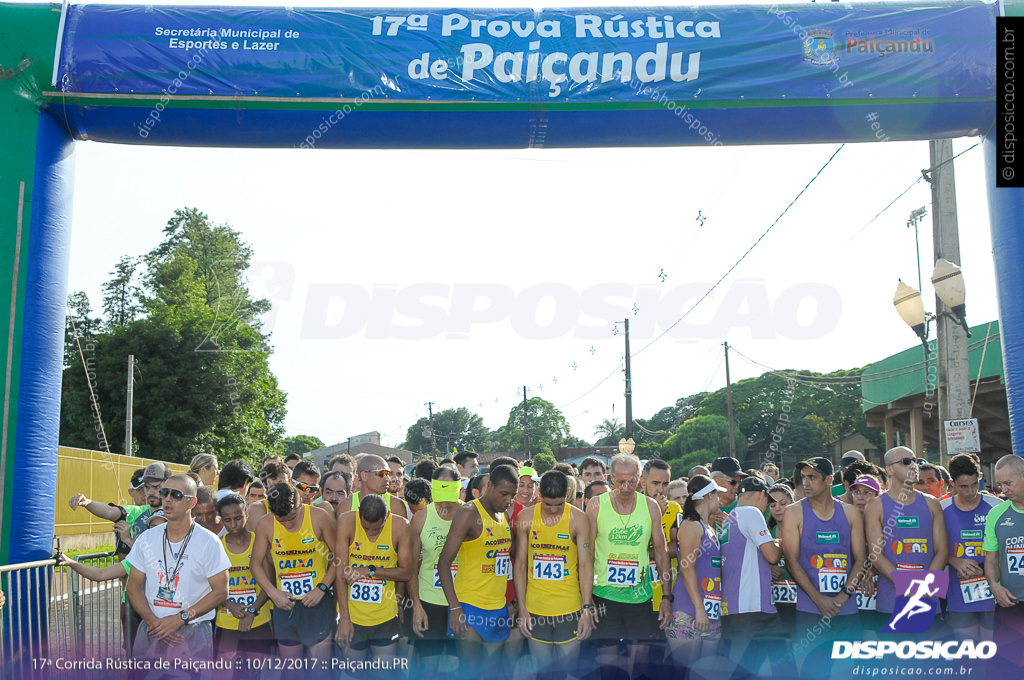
[68,461,172,546]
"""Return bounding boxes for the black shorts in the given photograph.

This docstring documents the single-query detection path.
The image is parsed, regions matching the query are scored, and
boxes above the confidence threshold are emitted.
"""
[591,595,661,644]
[215,622,275,657]
[528,610,581,645]
[272,595,336,648]
[412,602,452,657]
[350,617,401,651]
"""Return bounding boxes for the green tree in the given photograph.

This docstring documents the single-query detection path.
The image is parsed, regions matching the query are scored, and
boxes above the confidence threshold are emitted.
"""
[670,415,732,459]
[562,435,590,448]
[102,255,143,329]
[59,208,287,464]
[533,452,557,474]
[281,434,326,455]
[593,418,625,446]
[64,291,101,368]
[402,407,490,455]
[499,397,570,457]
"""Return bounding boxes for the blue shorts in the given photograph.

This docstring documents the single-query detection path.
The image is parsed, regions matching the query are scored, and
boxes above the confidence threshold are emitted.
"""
[448,602,510,643]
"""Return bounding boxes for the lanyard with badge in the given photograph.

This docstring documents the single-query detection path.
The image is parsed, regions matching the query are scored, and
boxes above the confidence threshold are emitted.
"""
[156,523,196,607]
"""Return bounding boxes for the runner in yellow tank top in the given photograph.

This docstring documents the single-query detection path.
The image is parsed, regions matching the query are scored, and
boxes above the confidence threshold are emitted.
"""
[250,482,336,664]
[513,470,595,677]
[244,460,290,533]
[642,460,682,611]
[335,493,412,661]
[437,464,519,673]
[214,493,273,663]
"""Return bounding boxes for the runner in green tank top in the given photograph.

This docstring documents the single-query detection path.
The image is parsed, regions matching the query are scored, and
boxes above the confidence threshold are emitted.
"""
[585,454,673,677]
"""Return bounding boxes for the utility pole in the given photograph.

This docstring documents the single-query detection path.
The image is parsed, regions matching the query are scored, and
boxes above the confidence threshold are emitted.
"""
[623,319,633,440]
[426,401,437,455]
[724,342,737,459]
[522,387,530,458]
[125,355,134,456]
[929,139,971,464]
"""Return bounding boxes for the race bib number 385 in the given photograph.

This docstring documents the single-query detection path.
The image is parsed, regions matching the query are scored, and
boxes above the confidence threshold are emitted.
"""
[280,572,314,598]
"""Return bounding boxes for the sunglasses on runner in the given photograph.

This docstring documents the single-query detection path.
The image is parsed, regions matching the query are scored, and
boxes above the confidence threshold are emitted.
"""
[367,469,390,479]
[888,457,918,467]
[158,488,195,501]
[294,482,320,493]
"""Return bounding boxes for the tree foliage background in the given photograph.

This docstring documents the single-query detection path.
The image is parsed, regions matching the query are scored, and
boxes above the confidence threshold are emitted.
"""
[60,208,287,465]
[402,407,491,455]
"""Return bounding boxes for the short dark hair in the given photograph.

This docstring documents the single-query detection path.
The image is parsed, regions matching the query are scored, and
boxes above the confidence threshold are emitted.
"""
[643,459,671,476]
[489,464,519,489]
[439,457,456,466]
[267,482,299,518]
[247,479,265,494]
[842,461,882,487]
[553,463,575,476]
[358,493,388,524]
[948,454,981,480]
[259,461,290,484]
[490,456,519,470]
[386,456,403,466]
[292,460,321,481]
[454,451,479,466]
[580,457,605,472]
[413,458,439,480]
[218,459,255,491]
[404,478,431,506]
[328,454,354,470]
[284,453,303,464]
[195,485,217,505]
[321,470,351,494]
[433,466,460,482]
[584,480,609,499]
[216,492,247,515]
[539,470,568,499]
[467,474,488,498]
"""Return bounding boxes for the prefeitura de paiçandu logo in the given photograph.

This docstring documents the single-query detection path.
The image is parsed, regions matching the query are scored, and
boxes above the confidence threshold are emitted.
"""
[885,569,949,634]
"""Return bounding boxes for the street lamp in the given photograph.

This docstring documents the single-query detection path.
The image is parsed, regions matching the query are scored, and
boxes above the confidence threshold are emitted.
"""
[931,258,971,337]
[618,438,636,455]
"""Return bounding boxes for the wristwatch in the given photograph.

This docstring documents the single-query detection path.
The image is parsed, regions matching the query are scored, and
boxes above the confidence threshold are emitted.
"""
[367,564,377,578]
[843,585,857,596]
[317,582,330,593]
[242,605,257,615]
[179,610,191,624]
[662,593,675,603]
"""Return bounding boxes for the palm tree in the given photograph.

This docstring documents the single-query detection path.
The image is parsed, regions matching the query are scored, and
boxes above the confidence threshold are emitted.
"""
[593,418,625,444]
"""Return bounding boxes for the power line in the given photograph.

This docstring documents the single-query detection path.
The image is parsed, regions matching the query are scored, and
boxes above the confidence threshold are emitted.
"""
[559,145,846,410]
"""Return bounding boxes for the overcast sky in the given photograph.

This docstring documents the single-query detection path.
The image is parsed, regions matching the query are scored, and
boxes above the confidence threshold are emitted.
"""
[52,1,1000,451]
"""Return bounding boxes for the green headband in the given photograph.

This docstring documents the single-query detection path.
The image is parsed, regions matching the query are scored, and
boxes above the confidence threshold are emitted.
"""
[431,479,461,503]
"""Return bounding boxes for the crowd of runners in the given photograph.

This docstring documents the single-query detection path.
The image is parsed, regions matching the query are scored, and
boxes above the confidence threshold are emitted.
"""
[58,446,1024,679]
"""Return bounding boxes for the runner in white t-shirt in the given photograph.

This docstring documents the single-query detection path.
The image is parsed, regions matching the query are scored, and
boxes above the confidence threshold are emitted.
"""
[126,474,230,670]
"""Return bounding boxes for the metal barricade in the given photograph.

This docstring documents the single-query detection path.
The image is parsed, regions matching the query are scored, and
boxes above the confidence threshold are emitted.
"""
[0,551,126,680]
[67,551,126,661]
[0,557,67,679]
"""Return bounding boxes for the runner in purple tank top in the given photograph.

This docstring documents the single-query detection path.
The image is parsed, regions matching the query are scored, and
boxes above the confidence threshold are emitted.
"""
[782,457,867,679]
[667,475,726,667]
[865,446,948,621]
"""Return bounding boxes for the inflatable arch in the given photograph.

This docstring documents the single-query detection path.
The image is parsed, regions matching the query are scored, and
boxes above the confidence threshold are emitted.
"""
[0,0,1019,574]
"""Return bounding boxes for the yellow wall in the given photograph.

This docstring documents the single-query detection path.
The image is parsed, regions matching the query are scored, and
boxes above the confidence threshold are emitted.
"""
[54,446,189,537]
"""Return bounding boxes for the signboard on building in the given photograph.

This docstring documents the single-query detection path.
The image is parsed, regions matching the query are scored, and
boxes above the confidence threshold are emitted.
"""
[944,419,981,455]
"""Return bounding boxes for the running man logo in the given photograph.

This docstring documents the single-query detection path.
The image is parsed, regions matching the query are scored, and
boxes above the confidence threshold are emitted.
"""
[884,570,949,634]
